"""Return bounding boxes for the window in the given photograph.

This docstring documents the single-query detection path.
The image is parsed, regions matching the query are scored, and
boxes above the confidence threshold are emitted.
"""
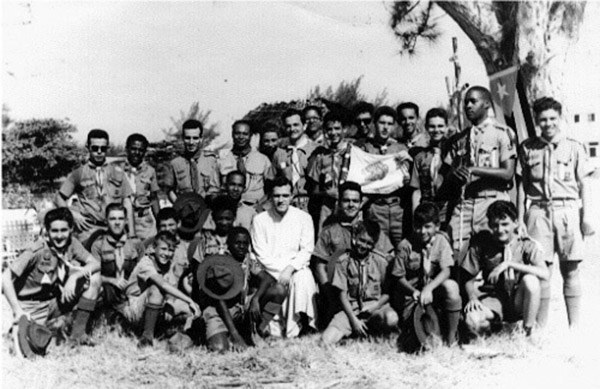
[589,142,598,158]
[589,113,596,122]
[574,114,580,123]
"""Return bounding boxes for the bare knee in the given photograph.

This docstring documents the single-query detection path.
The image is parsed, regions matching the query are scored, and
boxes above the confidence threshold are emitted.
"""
[441,279,460,299]
[560,261,580,281]
[82,273,102,299]
[521,274,541,294]
[207,332,229,353]
[383,309,399,328]
[266,283,288,304]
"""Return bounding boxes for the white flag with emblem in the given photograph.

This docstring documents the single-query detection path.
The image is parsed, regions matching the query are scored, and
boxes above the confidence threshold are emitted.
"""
[346,145,411,195]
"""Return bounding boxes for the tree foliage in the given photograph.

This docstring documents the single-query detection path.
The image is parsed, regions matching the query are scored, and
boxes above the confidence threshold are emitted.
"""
[244,76,392,132]
[389,1,586,103]
[161,102,220,148]
[2,118,85,190]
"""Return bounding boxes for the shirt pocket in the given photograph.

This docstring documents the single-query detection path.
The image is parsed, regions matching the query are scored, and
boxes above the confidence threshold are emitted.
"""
[476,145,499,168]
[108,177,123,199]
[81,178,97,198]
[555,156,574,181]
[246,163,264,188]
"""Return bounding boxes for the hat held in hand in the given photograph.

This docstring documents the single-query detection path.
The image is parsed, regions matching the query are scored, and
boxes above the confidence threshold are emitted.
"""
[12,315,52,358]
[413,304,441,347]
[196,255,245,300]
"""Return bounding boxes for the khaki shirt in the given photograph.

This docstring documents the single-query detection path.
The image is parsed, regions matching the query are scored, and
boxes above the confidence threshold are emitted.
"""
[391,232,453,289]
[313,219,394,280]
[91,234,144,280]
[332,250,389,306]
[163,151,219,198]
[60,161,133,225]
[118,161,159,209]
[410,145,445,201]
[191,230,230,264]
[272,136,319,196]
[218,150,273,205]
[306,142,352,200]
[10,238,96,301]
[203,201,256,232]
[462,232,545,293]
[444,118,517,195]
[519,135,592,201]
[123,255,177,297]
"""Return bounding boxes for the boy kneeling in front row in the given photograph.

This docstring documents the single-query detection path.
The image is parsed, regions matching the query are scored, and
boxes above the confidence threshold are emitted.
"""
[321,221,398,345]
[461,200,549,336]
[2,208,101,347]
[111,230,200,347]
[391,202,462,345]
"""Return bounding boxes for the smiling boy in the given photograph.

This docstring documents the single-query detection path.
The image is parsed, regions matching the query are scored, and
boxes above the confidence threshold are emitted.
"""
[391,202,461,345]
[462,201,548,336]
[2,208,101,345]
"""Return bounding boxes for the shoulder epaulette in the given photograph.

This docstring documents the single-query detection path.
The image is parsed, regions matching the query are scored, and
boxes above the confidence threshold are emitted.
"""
[202,150,217,158]
[566,137,584,146]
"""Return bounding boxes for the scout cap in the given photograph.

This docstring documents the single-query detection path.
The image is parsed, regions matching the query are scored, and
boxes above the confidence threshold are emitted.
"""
[196,255,244,300]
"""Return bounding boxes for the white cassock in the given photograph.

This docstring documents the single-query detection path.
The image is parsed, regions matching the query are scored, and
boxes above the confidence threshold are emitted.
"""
[250,205,317,338]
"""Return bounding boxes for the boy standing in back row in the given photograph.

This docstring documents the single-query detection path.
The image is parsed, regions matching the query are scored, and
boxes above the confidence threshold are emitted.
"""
[517,97,594,329]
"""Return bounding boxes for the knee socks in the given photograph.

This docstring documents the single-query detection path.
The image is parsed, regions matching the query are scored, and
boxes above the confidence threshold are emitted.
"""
[71,297,96,340]
[142,304,163,340]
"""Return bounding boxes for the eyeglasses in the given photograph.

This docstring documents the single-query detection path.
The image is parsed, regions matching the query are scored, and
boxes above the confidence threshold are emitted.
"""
[90,146,108,152]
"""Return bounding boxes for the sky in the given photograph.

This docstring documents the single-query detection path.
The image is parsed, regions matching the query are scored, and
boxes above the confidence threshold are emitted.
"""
[2,1,599,147]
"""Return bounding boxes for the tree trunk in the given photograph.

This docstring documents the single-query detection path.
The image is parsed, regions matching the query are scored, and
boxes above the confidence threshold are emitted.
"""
[436,1,586,106]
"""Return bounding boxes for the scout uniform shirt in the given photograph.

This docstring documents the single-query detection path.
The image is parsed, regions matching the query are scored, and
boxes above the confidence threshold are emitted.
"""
[410,144,446,202]
[444,117,517,197]
[461,232,545,295]
[10,238,97,301]
[331,250,389,311]
[163,150,220,198]
[190,229,230,264]
[519,134,592,201]
[306,142,352,201]
[217,149,273,206]
[91,234,145,282]
[313,219,394,280]
[391,232,454,290]
[121,254,178,299]
[203,202,257,232]
[119,160,159,210]
[273,136,319,198]
[59,161,133,227]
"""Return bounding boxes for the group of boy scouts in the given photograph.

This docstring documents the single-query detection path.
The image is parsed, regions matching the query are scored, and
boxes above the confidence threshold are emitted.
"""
[3,86,594,358]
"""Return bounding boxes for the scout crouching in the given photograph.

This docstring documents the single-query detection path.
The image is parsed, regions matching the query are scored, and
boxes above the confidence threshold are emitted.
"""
[2,208,101,347]
[462,201,548,337]
[391,202,461,346]
[321,220,398,345]
[110,231,200,348]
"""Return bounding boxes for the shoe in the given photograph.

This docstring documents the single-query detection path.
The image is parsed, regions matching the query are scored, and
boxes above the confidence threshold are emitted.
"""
[138,336,153,348]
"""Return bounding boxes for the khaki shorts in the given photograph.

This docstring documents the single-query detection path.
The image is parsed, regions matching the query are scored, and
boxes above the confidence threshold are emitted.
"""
[526,201,584,263]
[327,301,394,338]
[449,193,510,251]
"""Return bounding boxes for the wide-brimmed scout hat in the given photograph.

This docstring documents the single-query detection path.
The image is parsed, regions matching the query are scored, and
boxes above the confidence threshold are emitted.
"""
[196,255,245,300]
[173,193,210,235]
[12,315,52,358]
[413,304,441,346]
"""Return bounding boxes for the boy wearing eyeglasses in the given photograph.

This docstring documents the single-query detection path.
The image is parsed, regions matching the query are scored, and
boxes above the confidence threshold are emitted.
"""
[56,129,135,244]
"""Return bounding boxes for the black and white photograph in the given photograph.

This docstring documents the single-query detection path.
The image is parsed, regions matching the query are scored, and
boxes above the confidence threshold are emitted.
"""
[2,1,599,387]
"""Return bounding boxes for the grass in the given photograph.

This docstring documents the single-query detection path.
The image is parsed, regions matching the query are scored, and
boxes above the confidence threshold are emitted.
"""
[4,180,600,388]
[3,252,600,389]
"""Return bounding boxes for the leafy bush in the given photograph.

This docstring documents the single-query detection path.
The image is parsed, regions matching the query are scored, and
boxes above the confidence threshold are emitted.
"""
[2,118,85,191]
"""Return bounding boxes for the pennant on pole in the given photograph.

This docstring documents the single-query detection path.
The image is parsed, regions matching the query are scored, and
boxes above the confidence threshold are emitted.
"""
[489,66,518,117]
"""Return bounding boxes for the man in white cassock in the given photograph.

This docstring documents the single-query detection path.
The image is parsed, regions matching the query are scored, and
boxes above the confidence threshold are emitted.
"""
[250,176,318,338]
